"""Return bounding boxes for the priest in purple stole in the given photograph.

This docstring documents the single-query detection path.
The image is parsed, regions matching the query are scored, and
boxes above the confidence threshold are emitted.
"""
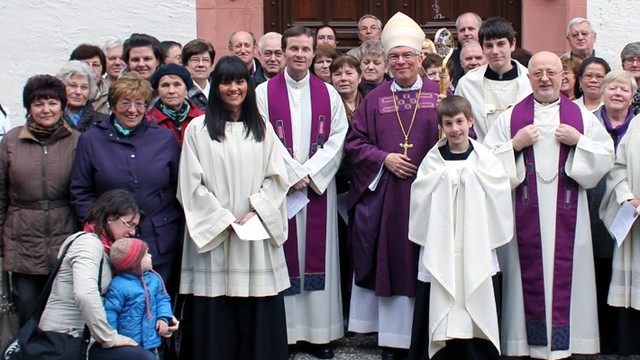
[256,26,348,358]
[484,51,614,359]
[344,12,440,358]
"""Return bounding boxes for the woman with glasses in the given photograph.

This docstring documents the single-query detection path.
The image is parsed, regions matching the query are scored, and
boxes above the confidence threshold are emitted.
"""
[182,39,216,111]
[39,189,178,360]
[560,55,580,100]
[0,74,80,326]
[56,60,108,132]
[70,72,182,292]
[574,57,611,112]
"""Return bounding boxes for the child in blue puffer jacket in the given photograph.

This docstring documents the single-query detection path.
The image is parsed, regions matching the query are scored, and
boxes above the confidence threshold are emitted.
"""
[104,238,174,359]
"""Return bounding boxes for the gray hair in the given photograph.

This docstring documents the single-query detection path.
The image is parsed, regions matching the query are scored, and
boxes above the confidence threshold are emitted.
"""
[228,31,257,48]
[358,14,383,30]
[455,12,482,30]
[460,40,482,56]
[567,17,595,35]
[102,38,123,53]
[56,60,98,99]
[356,40,385,62]
[621,42,640,63]
[258,32,283,53]
[601,69,638,95]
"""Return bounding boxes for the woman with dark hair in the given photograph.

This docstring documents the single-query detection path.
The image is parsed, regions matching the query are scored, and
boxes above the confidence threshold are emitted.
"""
[57,60,108,131]
[0,74,80,325]
[70,72,182,295]
[39,189,177,359]
[177,55,290,359]
[122,33,165,81]
[312,44,338,83]
[574,57,611,112]
[182,39,216,111]
[148,63,204,145]
[70,44,110,114]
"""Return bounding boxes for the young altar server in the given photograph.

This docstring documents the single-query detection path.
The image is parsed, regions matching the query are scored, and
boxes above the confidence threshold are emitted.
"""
[407,95,513,360]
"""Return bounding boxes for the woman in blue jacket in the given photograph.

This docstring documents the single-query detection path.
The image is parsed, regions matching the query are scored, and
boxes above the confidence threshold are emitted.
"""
[70,72,182,289]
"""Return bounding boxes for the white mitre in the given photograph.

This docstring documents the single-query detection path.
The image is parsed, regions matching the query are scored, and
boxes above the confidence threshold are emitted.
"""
[381,12,425,52]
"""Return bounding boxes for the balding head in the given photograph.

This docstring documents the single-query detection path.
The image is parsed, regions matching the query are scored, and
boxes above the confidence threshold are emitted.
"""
[528,51,563,103]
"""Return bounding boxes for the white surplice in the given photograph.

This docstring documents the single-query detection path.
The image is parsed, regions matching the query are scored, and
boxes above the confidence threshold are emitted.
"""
[177,116,290,298]
[600,115,640,309]
[256,70,348,344]
[409,138,513,357]
[484,100,614,359]
[454,62,532,142]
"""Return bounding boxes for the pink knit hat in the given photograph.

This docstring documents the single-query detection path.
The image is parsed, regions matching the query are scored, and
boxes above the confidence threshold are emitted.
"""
[110,238,148,277]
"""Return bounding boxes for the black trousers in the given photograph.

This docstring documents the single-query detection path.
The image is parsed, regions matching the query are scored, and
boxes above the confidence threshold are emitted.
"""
[191,294,288,360]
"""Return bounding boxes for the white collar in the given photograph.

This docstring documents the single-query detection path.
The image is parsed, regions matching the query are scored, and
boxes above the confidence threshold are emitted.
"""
[390,76,422,92]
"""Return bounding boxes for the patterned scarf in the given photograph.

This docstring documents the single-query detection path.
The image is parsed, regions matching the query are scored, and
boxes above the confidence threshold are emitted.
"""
[26,115,64,144]
[157,100,190,132]
[83,222,114,255]
[113,117,133,136]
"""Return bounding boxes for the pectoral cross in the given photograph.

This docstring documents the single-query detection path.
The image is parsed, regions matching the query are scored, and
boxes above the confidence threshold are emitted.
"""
[399,140,413,156]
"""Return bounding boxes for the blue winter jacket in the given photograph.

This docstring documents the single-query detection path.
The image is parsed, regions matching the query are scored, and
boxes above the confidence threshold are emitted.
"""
[70,116,183,265]
[104,272,173,349]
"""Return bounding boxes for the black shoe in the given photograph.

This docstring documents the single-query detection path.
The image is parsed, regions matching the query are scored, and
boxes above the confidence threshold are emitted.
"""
[381,347,408,360]
[304,343,334,359]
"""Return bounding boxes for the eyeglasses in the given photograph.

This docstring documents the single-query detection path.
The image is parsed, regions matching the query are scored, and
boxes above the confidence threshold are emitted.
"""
[624,56,640,65]
[119,217,137,230]
[262,50,283,58]
[116,100,146,109]
[582,72,605,81]
[530,69,560,79]
[189,57,212,65]
[386,52,418,62]
[570,31,593,39]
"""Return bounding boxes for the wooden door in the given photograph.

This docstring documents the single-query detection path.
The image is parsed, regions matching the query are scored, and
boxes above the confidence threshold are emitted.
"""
[264,0,522,53]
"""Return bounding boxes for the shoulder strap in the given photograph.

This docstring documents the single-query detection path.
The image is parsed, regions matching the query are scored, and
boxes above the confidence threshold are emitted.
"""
[30,232,86,320]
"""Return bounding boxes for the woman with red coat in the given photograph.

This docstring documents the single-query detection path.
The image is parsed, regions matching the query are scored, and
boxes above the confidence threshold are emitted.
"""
[148,63,204,145]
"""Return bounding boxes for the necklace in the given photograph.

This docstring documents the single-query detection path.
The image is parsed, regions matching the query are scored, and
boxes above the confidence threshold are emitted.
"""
[392,86,422,156]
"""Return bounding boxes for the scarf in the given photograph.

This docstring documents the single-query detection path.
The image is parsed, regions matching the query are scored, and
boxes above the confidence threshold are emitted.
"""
[157,100,190,132]
[64,107,84,126]
[26,115,63,144]
[113,117,133,136]
[83,222,114,255]
[600,106,634,148]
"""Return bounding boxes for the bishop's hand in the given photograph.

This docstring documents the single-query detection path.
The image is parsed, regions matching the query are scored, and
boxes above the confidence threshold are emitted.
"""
[384,153,417,179]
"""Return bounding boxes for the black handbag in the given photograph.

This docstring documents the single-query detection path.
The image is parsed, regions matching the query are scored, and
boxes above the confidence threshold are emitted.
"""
[0,273,19,351]
[2,233,94,360]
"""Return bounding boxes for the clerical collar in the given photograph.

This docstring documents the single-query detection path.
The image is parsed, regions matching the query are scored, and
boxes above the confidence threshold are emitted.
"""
[284,69,309,87]
[439,141,474,160]
[484,61,519,81]
[390,76,422,92]
[534,97,560,106]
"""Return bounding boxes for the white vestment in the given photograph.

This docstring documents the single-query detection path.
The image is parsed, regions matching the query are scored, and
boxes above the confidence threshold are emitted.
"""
[455,62,532,142]
[484,100,614,359]
[600,115,640,309]
[408,138,513,358]
[177,115,290,297]
[256,70,348,344]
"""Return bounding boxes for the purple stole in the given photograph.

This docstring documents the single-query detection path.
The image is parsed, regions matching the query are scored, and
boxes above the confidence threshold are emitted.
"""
[267,72,331,295]
[510,94,583,351]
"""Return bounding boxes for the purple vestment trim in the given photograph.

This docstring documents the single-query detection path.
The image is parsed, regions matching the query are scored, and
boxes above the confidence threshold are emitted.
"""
[510,94,583,350]
[267,72,331,294]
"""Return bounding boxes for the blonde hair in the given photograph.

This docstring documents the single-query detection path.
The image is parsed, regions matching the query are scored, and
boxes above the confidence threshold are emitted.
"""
[108,72,153,108]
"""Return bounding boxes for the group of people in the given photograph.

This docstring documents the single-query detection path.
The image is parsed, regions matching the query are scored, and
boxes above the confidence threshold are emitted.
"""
[1,7,640,360]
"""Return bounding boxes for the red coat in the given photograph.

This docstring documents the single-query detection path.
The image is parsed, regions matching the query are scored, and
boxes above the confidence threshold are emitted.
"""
[147,98,204,146]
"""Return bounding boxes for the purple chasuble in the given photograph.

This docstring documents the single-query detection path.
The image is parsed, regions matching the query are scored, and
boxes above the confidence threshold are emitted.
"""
[346,80,439,297]
[510,94,583,351]
[267,72,331,295]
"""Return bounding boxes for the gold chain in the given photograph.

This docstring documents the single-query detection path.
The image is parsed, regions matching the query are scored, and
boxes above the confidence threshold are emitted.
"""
[392,86,422,148]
